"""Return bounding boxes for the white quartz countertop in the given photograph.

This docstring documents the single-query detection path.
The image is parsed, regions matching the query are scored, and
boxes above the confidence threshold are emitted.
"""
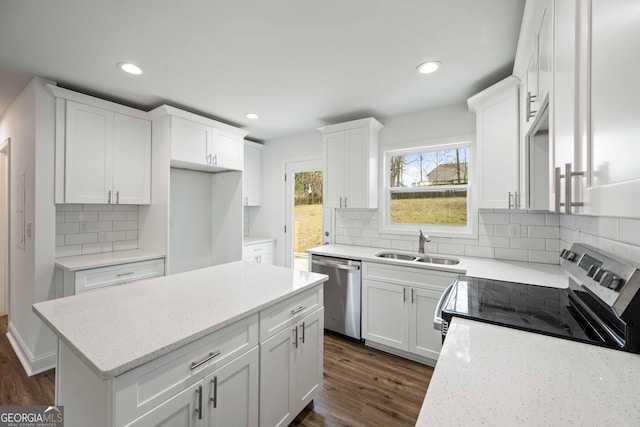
[416,318,640,426]
[307,244,567,288]
[33,261,327,380]
[243,235,276,245]
[55,249,166,271]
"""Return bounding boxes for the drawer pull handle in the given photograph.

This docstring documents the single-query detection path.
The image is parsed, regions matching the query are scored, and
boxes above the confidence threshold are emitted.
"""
[210,376,218,408]
[190,351,221,370]
[195,385,203,420]
[293,327,298,348]
[116,272,134,277]
[300,322,305,344]
[291,306,306,315]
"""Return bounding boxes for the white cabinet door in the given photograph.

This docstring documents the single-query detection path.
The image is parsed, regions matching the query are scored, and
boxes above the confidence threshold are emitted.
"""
[537,5,552,106]
[243,142,262,206]
[171,117,211,166]
[259,327,295,427]
[113,113,151,204]
[65,101,113,204]
[362,279,408,351]
[578,0,640,218]
[126,383,203,427]
[204,347,259,427]
[323,131,345,209]
[409,287,443,360]
[210,129,243,171]
[293,308,323,410]
[344,127,370,209]
[473,79,520,209]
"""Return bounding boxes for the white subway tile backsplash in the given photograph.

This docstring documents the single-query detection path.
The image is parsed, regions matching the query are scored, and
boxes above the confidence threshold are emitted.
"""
[437,243,465,256]
[56,204,139,257]
[65,233,98,245]
[597,217,619,240]
[335,236,352,245]
[478,235,510,248]
[391,240,413,251]
[510,213,546,225]
[478,212,510,225]
[528,250,559,264]
[478,223,494,235]
[528,225,560,239]
[546,239,560,252]
[545,214,560,226]
[465,246,494,259]
[510,237,546,251]
[494,224,510,236]
[619,218,640,246]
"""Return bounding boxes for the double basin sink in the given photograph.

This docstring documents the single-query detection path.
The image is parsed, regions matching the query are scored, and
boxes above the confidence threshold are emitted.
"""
[375,251,460,265]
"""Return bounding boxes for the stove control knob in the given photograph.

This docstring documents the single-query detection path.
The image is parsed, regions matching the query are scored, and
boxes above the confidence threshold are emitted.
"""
[560,249,569,259]
[564,251,577,262]
[608,275,623,291]
[599,272,613,288]
[593,268,606,281]
[587,265,599,277]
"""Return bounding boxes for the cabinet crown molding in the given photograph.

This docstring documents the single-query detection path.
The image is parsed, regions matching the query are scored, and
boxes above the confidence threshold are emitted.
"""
[46,84,150,120]
[318,117,384,134]
[148,104,249,137]
[467,76,520,112]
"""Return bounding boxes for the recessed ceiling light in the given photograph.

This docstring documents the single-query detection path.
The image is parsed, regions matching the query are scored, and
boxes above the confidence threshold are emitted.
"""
[245,113,259,120]
[416,61,441,74]
[117,62,142,75]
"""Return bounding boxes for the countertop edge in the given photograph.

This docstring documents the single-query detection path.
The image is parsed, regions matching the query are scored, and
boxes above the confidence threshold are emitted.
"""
[33,274,327,380]
[55,250,166,271]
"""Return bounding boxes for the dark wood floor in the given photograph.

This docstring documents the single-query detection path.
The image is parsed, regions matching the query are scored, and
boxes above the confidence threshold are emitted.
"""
[0,316,432,426]
[0,316,55,406]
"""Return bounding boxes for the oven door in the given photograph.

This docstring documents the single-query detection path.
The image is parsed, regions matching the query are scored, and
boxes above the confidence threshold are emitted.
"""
[433,281,455,334]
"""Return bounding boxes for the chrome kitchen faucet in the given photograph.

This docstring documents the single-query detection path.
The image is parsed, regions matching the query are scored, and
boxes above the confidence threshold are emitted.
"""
[418,230,430,254]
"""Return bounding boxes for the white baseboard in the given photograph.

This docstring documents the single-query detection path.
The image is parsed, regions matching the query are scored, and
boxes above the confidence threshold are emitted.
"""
[6,321,56,376]
[364,340,438,367]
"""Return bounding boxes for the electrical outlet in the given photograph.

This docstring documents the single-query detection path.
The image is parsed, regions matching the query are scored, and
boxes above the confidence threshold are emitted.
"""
[508,223,520,237]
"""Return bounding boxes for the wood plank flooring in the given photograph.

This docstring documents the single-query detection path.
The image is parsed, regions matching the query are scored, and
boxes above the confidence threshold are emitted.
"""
[0,316,432,426]
[0,316,55,406]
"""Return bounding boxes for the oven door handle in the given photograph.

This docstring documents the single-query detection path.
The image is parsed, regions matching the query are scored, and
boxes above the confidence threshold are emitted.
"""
[434,281,455,331]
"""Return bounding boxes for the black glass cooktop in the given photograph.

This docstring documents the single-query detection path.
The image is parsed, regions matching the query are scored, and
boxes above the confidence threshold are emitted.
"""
[442,276,601,345]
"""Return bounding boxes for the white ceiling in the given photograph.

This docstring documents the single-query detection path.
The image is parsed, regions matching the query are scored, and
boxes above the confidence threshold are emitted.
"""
[0,0,525,141]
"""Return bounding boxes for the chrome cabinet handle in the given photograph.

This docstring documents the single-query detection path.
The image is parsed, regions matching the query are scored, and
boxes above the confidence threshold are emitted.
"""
[339,197,343,208]
[526,91,537,121]
[411,288,415,304]
[195,385,203,420]
[108,190,112,204]
[508,192,514,209]
[555,167,563,213]
[300,322,305,344]
[344,197,347,208]
[565,163,585,214]
[190,351,221,370]
[207,153,212,164]
[291,306,306,316]
[293,327,298,348]
[116,272,134,277]
[514,191,520,209]
[116,191,120,204]
[403,287,406,302]
[210,376,218,408]
[213,154,217,165]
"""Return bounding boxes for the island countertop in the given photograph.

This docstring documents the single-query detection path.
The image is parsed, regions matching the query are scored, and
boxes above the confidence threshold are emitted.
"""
[33,261,327,380]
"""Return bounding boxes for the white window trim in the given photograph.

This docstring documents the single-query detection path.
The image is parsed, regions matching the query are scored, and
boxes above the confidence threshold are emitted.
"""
[378,136,478,238]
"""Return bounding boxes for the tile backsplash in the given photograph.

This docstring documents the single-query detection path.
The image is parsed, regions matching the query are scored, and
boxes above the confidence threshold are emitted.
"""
[335,209,560,264]
[335,209,640,266]
[56,204,139,257]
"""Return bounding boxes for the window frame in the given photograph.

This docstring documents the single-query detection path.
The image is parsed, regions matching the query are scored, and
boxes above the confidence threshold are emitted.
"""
[379,137,477,238]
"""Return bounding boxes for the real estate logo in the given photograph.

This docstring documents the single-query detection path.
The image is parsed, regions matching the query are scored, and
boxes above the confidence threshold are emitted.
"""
[0,405,63,427]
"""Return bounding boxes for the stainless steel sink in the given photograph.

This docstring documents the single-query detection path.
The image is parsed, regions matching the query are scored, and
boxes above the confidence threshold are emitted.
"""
[375,252,417,261]
[375,251,460,265]
[415,256,460,265]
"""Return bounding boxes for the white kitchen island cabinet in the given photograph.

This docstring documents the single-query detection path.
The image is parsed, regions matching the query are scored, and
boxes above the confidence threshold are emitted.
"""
[33,261,327,427]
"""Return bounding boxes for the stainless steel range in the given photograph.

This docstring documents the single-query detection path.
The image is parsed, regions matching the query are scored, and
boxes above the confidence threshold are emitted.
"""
[435,243,640,353]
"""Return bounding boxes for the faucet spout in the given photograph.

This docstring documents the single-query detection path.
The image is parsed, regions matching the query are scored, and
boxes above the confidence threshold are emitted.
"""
[418,229,430,254]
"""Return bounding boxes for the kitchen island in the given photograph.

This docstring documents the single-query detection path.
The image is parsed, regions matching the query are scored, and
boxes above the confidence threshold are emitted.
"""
[33,260,327,427]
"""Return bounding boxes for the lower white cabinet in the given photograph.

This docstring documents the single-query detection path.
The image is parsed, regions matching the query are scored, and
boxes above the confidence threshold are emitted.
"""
[243,239,275,265]
[362,262,456,363]
[126,347,259,427]
[260,308,324,427]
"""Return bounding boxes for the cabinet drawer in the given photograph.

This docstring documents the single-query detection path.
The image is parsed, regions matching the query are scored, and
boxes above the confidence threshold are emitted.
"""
[114,313,259,426]
[362,262,457,290]
[74,258,165,294]
[259,285,323,342]
[242,241,274,258]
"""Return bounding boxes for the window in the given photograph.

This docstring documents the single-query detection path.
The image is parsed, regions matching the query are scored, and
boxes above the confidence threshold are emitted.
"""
[381,140,475,237]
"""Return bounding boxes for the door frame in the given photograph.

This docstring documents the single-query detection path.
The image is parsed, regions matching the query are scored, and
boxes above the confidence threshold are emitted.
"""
[284,159,325,269]
[0,138,10,317]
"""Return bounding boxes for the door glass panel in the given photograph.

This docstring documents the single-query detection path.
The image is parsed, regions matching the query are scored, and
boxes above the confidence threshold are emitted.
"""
[293,171,323,271]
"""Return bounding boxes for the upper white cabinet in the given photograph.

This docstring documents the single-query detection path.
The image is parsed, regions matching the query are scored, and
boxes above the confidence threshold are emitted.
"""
[243,141,263,206]
[319,118,383,209]
[576,0,640,217]
[164,107,247,173]
[49,86,151,205]
[468,77,521,209]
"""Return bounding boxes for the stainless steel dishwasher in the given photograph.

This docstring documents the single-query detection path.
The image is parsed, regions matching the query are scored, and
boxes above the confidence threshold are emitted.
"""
[310,255,362,340]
